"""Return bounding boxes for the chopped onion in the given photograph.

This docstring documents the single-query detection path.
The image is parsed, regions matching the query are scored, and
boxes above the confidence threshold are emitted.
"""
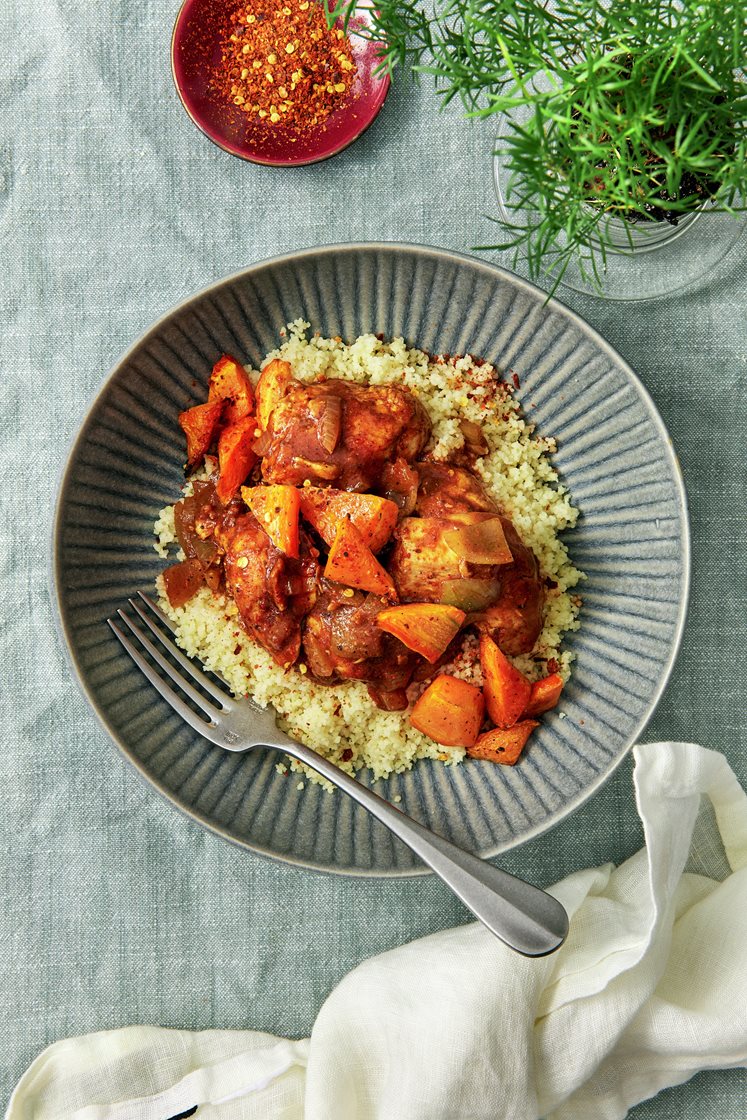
[440,577,501,612]
[252,428,273,456]
[444,510,495,526]
[459,418,489,457]
[292,456,340,480]
[317,395,342,454]
[443,516,513,565]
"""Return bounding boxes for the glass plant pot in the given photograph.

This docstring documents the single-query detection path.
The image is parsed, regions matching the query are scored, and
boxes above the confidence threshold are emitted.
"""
[492,114,744,301]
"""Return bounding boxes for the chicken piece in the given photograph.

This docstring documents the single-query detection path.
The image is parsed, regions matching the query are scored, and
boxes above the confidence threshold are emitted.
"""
[415,461,498,517]
[216,513,319,669]
[302,582,417,690]
[389,517,473,604]
[173,479,225,591]
[389,462,545,656]
[261,379,431,491]
[478,518,544,656]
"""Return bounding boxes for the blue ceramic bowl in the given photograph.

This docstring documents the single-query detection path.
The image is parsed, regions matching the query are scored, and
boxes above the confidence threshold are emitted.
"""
[53,244,689,876]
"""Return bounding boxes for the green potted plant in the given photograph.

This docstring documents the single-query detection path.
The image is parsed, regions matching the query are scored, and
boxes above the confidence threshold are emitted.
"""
[335,0,747,292]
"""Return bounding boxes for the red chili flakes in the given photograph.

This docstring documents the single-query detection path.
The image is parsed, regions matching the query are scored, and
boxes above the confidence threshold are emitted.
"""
[341,748,353,762]
[512,372,521,389]
[213,0,356,132]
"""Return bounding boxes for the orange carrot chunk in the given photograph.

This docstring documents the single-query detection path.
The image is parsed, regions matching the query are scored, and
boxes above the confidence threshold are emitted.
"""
[410,674,485,748]
[242,483,301,559]
[523,672,564,718]
[178,400,224,468]
[255,358,295,430]
[216,416,258,503]
[467,721,539,765]
[299,488,399,553]
[324,520,398,598]
[377,603,466,663]
[208,354,254,424]
[479,633,532,728]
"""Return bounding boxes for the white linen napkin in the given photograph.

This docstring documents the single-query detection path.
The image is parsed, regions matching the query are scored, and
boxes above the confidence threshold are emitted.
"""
[7,742,747,1120]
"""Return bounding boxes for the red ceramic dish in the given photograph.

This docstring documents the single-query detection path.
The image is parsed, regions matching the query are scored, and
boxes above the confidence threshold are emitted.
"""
[171,0,391,165]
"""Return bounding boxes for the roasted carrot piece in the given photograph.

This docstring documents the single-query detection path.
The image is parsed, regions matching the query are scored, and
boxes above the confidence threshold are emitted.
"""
[479,633,532,728]
[241,483,300,558]
[178,400,224,468]
[467,721,539,765]
[377,603,466,663]
[299,488,399,553]
[256,358,294,430]
[208,354,254,423]
[324,520,397,598]
[410,674,485,748]
[216,416,258,503]
[523,672,564,717]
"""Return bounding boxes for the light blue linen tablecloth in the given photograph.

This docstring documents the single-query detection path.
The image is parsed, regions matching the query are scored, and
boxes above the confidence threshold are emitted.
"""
[1,1,745,1114]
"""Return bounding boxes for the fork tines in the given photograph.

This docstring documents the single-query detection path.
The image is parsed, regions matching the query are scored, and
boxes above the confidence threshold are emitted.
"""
[107,593,233,737]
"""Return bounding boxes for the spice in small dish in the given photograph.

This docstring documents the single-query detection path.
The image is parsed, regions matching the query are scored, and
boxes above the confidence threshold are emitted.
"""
[213,0,357,131]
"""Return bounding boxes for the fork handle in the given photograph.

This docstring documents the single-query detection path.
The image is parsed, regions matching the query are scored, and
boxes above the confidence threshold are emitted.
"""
[275,734,568,957]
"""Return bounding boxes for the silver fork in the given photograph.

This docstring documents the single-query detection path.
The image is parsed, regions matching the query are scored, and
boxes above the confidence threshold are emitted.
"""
[107,593,568,956]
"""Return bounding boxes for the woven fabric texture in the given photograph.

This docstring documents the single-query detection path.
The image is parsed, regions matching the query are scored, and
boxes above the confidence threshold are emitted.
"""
[1,0,745,1115]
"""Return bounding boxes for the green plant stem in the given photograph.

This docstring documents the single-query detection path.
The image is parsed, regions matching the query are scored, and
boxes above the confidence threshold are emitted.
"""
[330,0,747,289]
